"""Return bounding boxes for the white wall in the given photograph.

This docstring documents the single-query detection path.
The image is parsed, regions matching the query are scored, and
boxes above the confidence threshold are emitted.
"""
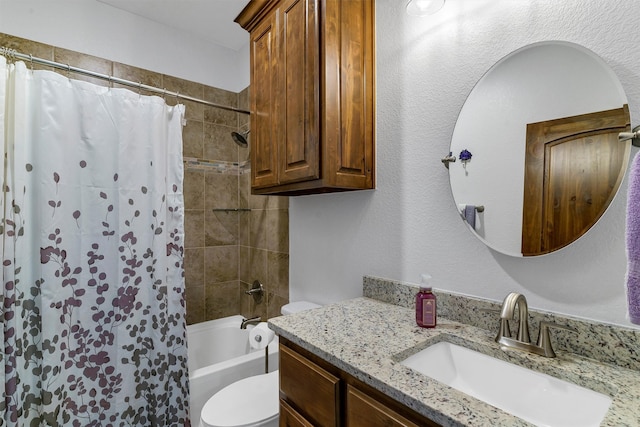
[0,0,249,92]
[290,0,640,328]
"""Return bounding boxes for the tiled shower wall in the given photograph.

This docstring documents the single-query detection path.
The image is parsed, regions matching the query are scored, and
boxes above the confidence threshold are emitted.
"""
[0,33,289,326]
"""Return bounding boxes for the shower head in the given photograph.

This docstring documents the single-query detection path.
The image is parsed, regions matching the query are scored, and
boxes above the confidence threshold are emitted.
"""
[231,130,250,148]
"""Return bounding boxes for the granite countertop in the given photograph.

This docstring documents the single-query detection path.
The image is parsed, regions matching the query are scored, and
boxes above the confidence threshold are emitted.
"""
[268,297,640,427]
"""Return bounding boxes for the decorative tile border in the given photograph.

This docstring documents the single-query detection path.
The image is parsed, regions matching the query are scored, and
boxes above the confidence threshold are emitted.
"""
[183,157,250,174]
[363,275,640,371]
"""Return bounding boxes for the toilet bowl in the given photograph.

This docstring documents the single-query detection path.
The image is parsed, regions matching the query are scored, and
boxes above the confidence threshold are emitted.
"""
[199,301,320,427]
[199,371,279,427]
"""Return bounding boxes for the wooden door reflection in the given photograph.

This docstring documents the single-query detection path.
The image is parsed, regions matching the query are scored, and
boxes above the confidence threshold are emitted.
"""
[522,106,630,256]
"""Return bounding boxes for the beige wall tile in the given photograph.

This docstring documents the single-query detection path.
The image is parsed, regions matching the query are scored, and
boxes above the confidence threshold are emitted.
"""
[267,251,289,298]
[204,108,238,128]
[203,86,238,127]
[238,86,249,109]
[249,193,288,211]
[205,210,239,246]
[206,281,241,319]
[185,247,205,287]
[266,209,289,253]
[204,122,238,162]
[249,247,268,286]
[239,245,251,284]
[163,75,204,122]
[184,169,205,210]
[0,33,55,70]
[267,195,289,210]
[54,47,113,87]
[185,285,205,325]
[267,293,288,320]
[112,62,163,97]
[239,211,250,247]
[239,173,250,210]
[249,193,269,211]
[204,85,238,107]
[205,246,238,283]
[184,209,205,249]
[249,209,268,250]
[239,138,250,163]
[183,119,204,159]
[205,172,238,210]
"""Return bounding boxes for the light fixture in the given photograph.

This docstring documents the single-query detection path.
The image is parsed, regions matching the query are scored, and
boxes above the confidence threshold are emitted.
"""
[406,0,446,16]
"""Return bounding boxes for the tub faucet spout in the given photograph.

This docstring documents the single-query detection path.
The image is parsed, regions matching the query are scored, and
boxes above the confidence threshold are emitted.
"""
[240,316,261,329]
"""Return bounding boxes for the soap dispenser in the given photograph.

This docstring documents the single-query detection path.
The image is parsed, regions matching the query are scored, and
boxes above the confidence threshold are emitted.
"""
[416,274,437,328]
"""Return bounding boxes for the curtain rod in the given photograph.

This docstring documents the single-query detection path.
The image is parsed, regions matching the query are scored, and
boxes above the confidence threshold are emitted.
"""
[0,47,250,115]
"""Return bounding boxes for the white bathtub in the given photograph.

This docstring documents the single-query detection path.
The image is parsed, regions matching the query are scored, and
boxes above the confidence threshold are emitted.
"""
[188,315,279,424]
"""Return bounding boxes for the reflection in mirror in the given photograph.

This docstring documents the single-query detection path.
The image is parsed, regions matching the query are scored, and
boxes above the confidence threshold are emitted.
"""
[449,41,631,257]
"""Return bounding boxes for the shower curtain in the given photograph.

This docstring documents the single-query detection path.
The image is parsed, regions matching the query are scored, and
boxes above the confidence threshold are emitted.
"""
[0,57,189,426]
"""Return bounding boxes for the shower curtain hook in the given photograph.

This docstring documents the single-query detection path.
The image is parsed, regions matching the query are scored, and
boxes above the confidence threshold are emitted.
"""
[138,82,142,97]
[66,63,71,79]
[2,47,12,63]
[2,47,16,64]
[28,54,33,70]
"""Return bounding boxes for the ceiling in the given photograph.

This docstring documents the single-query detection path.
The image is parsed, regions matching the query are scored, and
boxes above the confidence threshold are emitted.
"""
[96,0,251,51]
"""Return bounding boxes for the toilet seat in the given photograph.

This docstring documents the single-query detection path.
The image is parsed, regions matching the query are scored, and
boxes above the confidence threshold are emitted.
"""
[200,370,279,427]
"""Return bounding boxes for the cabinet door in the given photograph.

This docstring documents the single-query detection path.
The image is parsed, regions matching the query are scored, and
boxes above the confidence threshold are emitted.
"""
[346,385,421,427]
[251,9,280,188]
[322,0,375,189]
[277,0,320,184]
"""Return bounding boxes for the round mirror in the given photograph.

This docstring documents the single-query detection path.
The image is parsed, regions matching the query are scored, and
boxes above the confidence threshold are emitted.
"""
[449,41,631,257]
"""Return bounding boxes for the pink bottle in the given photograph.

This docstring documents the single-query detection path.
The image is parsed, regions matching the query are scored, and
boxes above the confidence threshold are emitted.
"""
[416,274,437,328]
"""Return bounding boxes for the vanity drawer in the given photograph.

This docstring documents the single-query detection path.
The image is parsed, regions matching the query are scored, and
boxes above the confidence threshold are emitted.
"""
[279,344,340,427]
[279,399,314,427]
[346,385,420,427]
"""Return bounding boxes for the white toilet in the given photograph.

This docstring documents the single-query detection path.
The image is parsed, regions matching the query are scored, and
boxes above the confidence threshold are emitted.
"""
[199,301,320,427]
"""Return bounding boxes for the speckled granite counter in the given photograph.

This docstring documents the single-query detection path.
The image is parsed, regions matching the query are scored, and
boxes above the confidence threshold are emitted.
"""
[269,296,640,426]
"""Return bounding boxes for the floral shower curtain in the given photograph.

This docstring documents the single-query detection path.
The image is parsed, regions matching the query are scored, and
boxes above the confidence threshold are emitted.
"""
[0,57,190,426]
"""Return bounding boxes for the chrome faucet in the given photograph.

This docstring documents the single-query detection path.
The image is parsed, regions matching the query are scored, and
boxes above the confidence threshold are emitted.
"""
[495,292,576,358]
[240,316,261,329]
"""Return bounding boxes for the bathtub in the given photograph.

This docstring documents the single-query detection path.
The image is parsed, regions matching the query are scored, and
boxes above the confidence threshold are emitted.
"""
[188,315,279,424]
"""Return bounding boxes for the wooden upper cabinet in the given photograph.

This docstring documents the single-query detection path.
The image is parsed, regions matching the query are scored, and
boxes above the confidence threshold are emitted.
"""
[235,0,375,196]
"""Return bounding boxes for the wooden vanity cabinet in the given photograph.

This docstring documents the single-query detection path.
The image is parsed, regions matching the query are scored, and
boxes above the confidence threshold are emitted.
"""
[235,0,375,196]
[280,344,340,426]
[278,340,441,427]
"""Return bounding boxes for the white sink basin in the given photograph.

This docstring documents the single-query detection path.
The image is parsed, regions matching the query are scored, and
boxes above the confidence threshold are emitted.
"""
[400,341,612,427]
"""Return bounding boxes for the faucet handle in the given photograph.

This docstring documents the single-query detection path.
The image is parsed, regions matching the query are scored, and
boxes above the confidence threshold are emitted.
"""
[536,321,577,358]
